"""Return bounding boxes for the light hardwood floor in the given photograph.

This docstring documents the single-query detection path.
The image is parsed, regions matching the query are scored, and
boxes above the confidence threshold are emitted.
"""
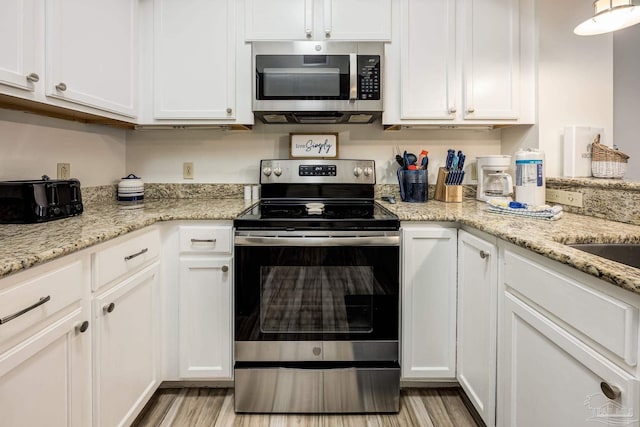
[132,388,481,427]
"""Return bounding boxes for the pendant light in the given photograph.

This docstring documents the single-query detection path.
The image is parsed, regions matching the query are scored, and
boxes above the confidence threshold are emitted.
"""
[574,0,640,35]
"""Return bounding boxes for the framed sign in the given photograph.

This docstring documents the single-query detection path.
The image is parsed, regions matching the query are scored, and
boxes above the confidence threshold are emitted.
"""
[289,133,339,159]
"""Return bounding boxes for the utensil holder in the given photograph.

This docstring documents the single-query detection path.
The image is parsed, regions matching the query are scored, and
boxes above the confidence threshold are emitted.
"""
[398,169,428,202]
[434,167,462,203]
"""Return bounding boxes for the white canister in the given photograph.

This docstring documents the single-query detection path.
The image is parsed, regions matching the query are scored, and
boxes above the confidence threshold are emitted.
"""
[515,149,545,206]
[117,174,144,202]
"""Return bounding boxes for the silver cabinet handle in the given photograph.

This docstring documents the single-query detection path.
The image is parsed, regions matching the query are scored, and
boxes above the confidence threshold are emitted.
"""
[467,107,475,113]
[191,238,216,243]
[56,82,67,91]
[75,320,89,334]
[448,107,457,114]
[0,296,51,325]
[103,302,115,314]
[226,108,232,114]
[26,73,40,83]
[221,265,229,273]
[124,248,148,261]
[325,31,331,38]
[601,382,621,400]
[306,32,312,38]
[479,250,489,259]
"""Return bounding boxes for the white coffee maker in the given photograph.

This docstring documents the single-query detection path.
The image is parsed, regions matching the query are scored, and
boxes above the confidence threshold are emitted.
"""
[476,155,513,201]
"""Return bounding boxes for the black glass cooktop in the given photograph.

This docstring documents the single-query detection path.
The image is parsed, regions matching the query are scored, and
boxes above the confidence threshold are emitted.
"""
[234,200,399,231]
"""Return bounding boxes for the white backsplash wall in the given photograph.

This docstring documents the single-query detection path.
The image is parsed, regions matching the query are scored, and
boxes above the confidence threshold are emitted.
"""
[0,109,126,186]
[125,122,502,185]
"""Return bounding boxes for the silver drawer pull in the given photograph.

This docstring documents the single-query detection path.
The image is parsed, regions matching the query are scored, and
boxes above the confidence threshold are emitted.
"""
[0,296,51,325]
[191,238,216,243]
[124,248,148,261]
[479,250,489,259]
[221,265,229,273]
[601,382,622,400]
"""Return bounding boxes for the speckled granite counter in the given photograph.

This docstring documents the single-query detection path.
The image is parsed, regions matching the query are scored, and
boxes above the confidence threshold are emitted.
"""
[0,198,253,279]
[2,197,640,296]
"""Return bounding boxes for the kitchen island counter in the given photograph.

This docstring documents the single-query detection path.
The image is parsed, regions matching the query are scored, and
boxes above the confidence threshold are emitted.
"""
[1,197,639,295]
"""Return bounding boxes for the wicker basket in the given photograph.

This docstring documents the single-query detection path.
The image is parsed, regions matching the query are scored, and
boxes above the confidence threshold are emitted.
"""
[591,136,629,178]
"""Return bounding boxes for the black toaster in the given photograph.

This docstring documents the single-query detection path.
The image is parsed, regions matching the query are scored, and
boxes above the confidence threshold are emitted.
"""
[0,177,84,224]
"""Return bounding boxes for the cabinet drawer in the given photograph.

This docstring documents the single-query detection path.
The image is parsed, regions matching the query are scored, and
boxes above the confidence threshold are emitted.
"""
[504,249,639,366]
[179,225,231,254]
[93,229,160,291]
[0,260,84,346]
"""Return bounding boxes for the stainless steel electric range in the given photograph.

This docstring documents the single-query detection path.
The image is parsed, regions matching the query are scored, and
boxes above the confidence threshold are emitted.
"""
[233,159,400,414]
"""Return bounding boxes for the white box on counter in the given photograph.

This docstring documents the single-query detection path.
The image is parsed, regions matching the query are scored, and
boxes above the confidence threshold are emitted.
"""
[563,126,604,177]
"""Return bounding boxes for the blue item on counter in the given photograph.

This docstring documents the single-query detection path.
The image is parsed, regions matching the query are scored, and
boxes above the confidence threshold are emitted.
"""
[398,169,428,202]
[508,201,527,209]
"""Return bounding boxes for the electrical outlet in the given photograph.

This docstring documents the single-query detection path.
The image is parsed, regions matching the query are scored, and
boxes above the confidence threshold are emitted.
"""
[561,190,583,208]
[183,162,194,179]
[57,163,70,179]
[546,189,583,208]
[546,189,562,203]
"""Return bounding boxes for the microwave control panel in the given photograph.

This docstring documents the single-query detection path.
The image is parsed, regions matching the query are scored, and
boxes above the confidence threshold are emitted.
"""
[358,55,381,100]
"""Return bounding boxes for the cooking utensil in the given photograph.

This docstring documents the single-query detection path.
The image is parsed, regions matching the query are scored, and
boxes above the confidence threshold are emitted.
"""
[406,153,417,166]
[395,155,404,167]
[445,149,455,170]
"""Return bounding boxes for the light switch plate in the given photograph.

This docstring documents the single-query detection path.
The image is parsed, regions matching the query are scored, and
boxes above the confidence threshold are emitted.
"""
[183,162,194,179]
[57,163,70,179]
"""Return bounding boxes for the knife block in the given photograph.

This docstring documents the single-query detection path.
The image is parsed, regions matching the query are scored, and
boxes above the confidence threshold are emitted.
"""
[434,167,463,203]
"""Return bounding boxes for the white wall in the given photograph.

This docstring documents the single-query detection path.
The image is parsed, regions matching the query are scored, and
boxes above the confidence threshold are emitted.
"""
[0,109,126,186]
[126,122,502,185]
[613,24,640,181]
[535,0,613,177]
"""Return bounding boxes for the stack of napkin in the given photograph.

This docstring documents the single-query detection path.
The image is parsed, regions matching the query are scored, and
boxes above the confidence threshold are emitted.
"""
[486,199,563,221]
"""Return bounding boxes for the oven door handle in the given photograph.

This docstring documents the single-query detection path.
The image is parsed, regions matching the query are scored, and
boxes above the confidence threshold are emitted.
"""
[234,235,400,247]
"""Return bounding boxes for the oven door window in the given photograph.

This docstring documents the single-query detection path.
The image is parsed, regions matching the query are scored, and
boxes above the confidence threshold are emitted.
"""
[235,246,399,341]
[260,266,376,334]
[256,55,350,100]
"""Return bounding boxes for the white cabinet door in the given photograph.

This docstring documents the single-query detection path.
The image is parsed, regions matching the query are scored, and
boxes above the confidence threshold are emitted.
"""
[245,0,312,40]
[0,308,91,427]
[0,0,40,92]
[153,0,236,120]
[178,257,232,378]
[400,0,456,120]
[325,0,391,41]
[499,291,640,427]
[93,263,159,427]
[45,0,137,118]
[457,230,497,427]
[461,0,519,120]
[245,0,391,41]
[385,0,533,125]
[402,225,457,379]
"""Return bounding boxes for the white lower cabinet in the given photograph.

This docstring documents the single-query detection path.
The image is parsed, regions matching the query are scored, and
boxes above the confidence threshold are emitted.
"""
[401,224,457,379]
[178,257,232,378]
[0,256,91,427]
[457,229,497,426]
[93,262,159,427]
[500,291,640,427]
[498,245,640,427]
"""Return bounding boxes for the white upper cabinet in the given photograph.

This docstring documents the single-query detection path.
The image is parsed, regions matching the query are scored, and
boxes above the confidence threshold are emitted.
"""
[384,0,535,126]
[45,0,138,118]
[461,0,519,120]
[153,0,235,120]
[0,0,40,93]
[245,0,391,41]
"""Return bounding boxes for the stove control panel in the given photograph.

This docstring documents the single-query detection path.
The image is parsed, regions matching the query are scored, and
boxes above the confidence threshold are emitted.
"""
[260,159,375,184]
[300,165,336,177]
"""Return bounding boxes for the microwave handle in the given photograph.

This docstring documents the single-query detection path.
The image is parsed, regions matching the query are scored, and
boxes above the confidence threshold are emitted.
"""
[349,54,357,102]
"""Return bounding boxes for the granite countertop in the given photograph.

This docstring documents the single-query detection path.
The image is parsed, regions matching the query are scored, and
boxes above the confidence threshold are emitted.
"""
[1,197,640,296]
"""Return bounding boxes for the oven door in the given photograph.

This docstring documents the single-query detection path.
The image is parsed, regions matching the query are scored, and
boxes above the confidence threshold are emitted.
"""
[234,231,399,361]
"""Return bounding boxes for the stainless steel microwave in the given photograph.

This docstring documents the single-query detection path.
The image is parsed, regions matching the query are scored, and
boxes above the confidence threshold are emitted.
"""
[252,42,383,124]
